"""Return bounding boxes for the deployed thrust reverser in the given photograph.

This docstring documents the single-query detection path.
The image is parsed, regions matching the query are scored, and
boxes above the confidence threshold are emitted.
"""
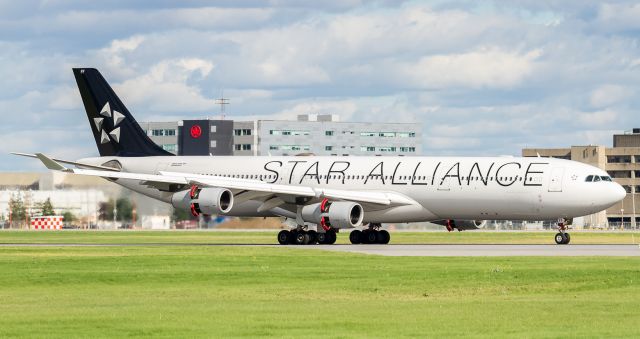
[434,219,487,231]
[172,186,234,217]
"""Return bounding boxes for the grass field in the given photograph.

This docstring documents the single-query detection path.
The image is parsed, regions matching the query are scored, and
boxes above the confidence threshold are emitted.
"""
[1,229,640,245]
[0,231,639,338]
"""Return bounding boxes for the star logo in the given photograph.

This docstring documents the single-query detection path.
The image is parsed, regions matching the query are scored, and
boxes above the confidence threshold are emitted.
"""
[94,101,125,144]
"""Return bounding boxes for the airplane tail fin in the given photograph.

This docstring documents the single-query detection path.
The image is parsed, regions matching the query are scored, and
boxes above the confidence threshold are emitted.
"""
[72,68,173,157]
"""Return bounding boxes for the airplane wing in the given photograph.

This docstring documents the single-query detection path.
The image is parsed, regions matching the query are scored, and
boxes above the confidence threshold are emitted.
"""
[29,153,418,208]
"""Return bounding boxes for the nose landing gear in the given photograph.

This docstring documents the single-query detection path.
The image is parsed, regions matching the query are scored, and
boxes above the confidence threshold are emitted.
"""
[554,218,571,245]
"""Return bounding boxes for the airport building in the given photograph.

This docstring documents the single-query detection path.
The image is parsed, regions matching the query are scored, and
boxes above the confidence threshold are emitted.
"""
[522,128,640,228]
[141,114,422,156]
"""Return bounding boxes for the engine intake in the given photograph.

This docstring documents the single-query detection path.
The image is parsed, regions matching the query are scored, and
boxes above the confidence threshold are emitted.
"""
[301,200,364,230]
[171,186,234,216]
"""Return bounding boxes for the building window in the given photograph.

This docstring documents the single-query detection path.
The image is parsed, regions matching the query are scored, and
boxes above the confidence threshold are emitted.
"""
[607,155,632,163]
[269,145,279,150]
[151,129,177,137]
[378,146,397,152]
[271,145,310,151]
[634,171,640,178]
[635,156,640,163]
[397,132,416,137]
[379,132,396,137]
[360,146,375,152]
[400,146,416,152]
[234,129,252,136]
[235,144,251,151]
[325,146,333,151]
[360,132,376,137]
[161,144,177,153]
[608,171,632,178]
[325,131,334,136]
[270,130,309,136]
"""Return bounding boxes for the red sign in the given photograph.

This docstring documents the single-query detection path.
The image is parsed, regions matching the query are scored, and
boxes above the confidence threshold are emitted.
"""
[190,125,202,139]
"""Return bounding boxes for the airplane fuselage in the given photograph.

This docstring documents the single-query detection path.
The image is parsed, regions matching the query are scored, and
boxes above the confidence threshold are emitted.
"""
[79,155,624,223]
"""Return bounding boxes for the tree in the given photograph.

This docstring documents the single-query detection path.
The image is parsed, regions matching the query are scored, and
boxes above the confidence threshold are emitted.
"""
[62,211,76,223]
[98,200,114,220]
[98,198,133,222]
[115,198,133,222]
[8,195,27,228]
[41,198,55,216]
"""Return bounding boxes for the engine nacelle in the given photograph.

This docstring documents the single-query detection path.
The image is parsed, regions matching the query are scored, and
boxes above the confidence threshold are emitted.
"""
[435,219,487,231]
[171,186,233,216]
[301,200,364,230]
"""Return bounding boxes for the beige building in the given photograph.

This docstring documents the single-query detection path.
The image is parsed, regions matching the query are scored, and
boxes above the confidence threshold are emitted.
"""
[523,129,640,229]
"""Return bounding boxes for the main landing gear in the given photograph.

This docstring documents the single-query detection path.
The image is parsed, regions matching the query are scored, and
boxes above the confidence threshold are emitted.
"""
[554,218,571,245]
[349,223,390,244]
[277,228,337,245]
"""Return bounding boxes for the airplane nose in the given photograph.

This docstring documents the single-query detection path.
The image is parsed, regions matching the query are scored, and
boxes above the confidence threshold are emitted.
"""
[613,183,626,202]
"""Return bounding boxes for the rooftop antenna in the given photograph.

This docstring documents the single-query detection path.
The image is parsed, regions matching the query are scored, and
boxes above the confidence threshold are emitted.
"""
[215,90,230,120]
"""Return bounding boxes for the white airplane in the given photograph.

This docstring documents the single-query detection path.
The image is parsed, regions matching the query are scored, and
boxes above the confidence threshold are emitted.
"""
[14,68,626,245]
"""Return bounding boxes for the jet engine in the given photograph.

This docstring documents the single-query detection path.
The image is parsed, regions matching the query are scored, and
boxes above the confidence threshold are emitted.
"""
[301,199,364,230]
[434,219,487,231]
[171,186,234,217]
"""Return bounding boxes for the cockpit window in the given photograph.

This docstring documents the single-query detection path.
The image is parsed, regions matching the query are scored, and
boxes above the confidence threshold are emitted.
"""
[600,176,612,182]
[593,175,601,182]
[585,175,594,182]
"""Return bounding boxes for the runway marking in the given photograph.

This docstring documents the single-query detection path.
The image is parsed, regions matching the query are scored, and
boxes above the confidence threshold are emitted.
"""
[0,243,638,256]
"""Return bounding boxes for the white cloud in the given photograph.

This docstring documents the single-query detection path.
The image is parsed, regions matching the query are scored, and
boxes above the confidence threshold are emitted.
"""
[589,84,633,108]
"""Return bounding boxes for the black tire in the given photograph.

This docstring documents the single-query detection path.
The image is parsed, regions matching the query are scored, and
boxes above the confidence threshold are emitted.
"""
[317,232,328,244]
[554,232,565,245]
[378,230,390,244]
[289,230,298,244]
[349,230,362,244]
[563,233,571,244]
[295,231,307,245]
[327,230,337,244]
[307,230,318,245]
[364,230,378,244]
[277,230,290,245]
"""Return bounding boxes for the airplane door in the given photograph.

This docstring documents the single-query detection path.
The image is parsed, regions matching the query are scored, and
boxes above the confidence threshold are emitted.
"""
[548,167,564,192]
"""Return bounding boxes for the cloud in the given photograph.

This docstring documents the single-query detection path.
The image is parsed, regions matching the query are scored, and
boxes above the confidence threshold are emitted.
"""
[2,1,640,169]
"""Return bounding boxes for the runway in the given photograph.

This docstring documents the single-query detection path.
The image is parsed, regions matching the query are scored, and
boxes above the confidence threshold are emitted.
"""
[306,244,640,256]
[1,243,639,256]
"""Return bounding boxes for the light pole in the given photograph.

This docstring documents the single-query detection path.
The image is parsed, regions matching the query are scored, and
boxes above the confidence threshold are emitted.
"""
[621,208,624,230]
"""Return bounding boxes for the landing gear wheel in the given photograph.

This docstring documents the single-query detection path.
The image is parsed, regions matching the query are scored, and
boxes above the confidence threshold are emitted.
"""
[327,230,337,244]
[288,230,298,244]
[563,233,571,244]
[295,231,309,245]
[307,230,318,245]
[277,230,290,245]
[364,230,378,244]
[378,230,390,244]
[317,232,328,244]
[349,230,362,244]
[554,233,564,245]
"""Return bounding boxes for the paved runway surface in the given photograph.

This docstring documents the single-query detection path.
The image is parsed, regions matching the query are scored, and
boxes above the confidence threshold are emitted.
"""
[1,243,639,256]
[306,244,640,256]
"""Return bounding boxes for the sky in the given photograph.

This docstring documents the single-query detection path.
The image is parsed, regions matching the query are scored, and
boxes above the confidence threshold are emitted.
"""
[1,0,639,171]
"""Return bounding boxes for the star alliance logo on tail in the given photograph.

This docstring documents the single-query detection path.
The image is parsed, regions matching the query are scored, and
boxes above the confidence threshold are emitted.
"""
[94,102,125,144]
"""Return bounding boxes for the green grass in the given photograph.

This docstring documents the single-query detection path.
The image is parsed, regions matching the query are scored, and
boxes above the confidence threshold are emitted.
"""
[1,230,639,245]
[0,232,639,337]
